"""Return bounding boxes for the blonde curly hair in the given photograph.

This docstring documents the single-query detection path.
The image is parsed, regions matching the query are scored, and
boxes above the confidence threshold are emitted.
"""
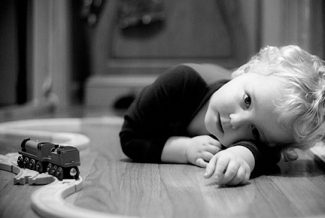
[232,45,325,160]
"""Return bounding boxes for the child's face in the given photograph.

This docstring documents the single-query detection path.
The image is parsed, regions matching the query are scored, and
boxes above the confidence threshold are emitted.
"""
[205,72,295,147]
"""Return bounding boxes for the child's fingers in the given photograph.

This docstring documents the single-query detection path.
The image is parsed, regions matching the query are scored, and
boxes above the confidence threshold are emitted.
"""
[210,139,222,149]
[213,156,230,183]
[202,152,213,162]
[243,169,250,184]
[227,165,246,185]
[205,144,221,155]
[196,158,208,168]
[218,160,238,185]
[203,137,221,155]
[206,137,221,147]
[204,154,218,178]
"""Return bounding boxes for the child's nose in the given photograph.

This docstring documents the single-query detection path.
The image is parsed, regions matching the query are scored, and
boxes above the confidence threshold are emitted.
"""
[229,112,250,130]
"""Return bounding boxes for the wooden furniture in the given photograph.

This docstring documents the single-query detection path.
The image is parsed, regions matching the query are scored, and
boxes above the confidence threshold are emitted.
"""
[85,0,249,106]
[1,115,325,218]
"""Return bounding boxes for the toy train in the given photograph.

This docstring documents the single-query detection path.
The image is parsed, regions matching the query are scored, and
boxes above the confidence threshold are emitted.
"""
[17,138,80,181]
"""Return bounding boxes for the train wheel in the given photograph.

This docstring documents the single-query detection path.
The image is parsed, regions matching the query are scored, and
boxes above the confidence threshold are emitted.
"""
[51,165,58,176]
[17,156,24,168]
[36,161,43,173]
[23,157,29,168]
[46,163,53,174]
[29,159,36,170]
[69,167,79,180]
[56,167,64,181]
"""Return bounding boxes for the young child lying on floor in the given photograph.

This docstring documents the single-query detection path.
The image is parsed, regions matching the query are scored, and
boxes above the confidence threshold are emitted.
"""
[119,45,325,186]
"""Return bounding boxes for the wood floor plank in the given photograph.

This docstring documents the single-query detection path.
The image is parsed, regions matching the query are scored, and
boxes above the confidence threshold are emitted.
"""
[73,121,325,218]
[0,181,39,218]
[74,153,127,214]
[270,176,325,217]
[1,114,325,218]
[118,163,162,217]
[0,170,12,190]
[159,164,208,218]
[251,176,300,218]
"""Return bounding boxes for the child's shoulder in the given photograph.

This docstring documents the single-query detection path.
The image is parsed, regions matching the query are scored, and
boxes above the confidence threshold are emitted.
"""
[163,63,231,82]
[157,64,205,86]
[155,63,231,90]
[163,64,201,78]
[182,63,231,84]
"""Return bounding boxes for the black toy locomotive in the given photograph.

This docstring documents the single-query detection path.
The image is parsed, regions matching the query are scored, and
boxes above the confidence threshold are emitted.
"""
[17,138,80,181]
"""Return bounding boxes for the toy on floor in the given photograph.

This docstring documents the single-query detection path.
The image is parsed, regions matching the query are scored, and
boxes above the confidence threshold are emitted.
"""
[0,152,55,185]
[0,118,127,218]
[17,138,80,181]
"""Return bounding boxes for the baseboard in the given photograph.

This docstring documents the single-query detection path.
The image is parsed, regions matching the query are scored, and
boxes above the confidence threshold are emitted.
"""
[85,74,158,107]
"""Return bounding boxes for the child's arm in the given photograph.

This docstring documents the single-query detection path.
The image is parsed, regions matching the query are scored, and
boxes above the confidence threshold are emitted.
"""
[161,135,222,168]
[204,146,255,186]
[120,65,212,163]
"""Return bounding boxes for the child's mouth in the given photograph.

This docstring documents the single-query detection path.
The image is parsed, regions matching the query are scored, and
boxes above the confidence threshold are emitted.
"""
[216,113,224,133]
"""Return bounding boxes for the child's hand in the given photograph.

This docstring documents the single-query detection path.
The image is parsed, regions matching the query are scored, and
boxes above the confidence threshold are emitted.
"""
[204,149,251,186]
[186,135,221,168]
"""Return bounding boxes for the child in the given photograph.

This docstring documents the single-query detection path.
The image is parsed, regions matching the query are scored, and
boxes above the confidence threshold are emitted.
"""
[119,45,325,186]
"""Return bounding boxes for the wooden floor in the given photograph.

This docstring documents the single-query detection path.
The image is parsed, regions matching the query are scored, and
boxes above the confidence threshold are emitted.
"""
[0,106,325,218]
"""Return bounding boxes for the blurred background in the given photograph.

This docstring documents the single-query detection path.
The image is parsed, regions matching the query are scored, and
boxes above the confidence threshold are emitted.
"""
[0,0,323,120]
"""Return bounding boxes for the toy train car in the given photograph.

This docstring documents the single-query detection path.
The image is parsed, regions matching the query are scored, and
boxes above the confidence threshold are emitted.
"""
[17,138,80,181]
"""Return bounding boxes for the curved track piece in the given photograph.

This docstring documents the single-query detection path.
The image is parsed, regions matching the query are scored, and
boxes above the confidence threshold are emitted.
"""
[0,153,55,185]
[0,117,130,218]
[0,152,122,218]
[0,118,91,150]
[31,177,133,218]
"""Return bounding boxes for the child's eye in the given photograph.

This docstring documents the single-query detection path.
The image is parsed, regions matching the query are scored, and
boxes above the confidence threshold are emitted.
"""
[251,125,260,140]
[243,94,251,108]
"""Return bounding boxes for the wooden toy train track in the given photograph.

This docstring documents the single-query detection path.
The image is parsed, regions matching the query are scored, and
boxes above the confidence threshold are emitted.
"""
[0,117,132,218]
